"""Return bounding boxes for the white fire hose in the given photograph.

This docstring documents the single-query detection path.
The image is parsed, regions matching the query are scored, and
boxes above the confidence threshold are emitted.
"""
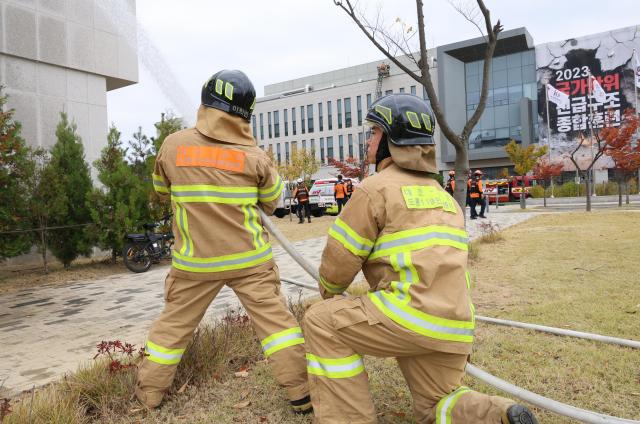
[259,210,640,423]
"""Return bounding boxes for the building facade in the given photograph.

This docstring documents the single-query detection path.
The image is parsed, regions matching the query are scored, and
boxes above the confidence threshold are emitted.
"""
[0,0,138,169]
[254,25,640,181]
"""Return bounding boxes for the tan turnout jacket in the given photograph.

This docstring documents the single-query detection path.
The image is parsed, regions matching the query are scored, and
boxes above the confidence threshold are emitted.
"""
[152,106,283,281]
[318,153,474,354]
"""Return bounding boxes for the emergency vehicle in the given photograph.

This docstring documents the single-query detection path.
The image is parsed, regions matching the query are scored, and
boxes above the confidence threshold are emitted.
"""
[483,175,541,203]
[273,181,295,218]
[309,178,360,216]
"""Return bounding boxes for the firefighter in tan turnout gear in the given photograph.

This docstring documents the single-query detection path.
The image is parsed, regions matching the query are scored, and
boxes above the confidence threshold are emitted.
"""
[303,94,538,424]
[136,70,311,413]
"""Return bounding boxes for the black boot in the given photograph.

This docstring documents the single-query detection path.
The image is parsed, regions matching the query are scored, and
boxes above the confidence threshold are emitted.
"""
[503,404,538,424]
[290,395,313,414]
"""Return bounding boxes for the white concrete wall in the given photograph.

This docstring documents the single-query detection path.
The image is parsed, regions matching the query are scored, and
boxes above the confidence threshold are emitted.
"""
[0,0,138,167]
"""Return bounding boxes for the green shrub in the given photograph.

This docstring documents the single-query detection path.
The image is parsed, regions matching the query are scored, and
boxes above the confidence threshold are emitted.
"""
[529,185,545,198]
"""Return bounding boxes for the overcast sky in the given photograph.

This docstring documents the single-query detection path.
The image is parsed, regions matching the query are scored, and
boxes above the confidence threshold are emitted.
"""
[106,0,640,141]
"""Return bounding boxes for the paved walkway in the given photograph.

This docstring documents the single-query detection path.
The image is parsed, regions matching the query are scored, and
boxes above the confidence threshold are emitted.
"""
[0,211,535,397]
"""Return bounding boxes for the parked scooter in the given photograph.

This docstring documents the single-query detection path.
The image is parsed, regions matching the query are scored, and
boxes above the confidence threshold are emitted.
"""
[123,214,174,273]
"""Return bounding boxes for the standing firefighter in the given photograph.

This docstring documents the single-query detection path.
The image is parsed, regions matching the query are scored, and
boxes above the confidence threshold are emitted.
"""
[334,174,348,213]
[468,169,486,219]
[303,94,537,424]
[293,178,311,224]
[136,70,310,413]
[445,170,455,196]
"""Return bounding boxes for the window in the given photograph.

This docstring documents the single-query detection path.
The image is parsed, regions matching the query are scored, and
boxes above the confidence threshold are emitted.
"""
[307,104,314,133]
[276,143,281,164]
[338,135,344,161]
[274,110,280,138]
[337,99,343,129]
[310,139,315,155]
[366,93,372,109]
[291,140,297,152]
[399,87,405,93]
[358,132,364,158]
[285,142,290,164]
[356,95,362,126]
[348,134,353,158]
[320,138,325,163]
[252,115,257,139]
[268,112,272,139]
[318,102,323,132]
[301,140,306,150]
[410,85,416,95]
[327,101,333,130]
[344,97,352,128]
[327,136,334,160]
[284,109,289,136]
[259,113,264,140]
[292,107,297,135]
[385,89,393,96]
[301,106,306,134]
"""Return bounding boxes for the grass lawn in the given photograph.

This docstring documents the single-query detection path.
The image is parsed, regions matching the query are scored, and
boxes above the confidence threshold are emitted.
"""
[3,211,639,423]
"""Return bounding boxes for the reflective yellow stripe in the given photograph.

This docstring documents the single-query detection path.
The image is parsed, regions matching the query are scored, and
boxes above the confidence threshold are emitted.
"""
[306,353,365,379]
[243,205,264,249]
[145,340,185,366]
[171,184,258,204]
[175,203,193,257]
[172,243,272,273]
[319,276,346,295]
[152,173,169,194]
[368,290,474,343]
[369,225,468,260]
[259,176,283,202]
[261,327,305,357]
[328,218,374,257]
[466,271,475,325]
[389,252,416,304]
[436,387,472,424]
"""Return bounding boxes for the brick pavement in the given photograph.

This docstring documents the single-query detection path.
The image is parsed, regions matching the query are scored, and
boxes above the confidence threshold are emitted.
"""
[0,211,535,396]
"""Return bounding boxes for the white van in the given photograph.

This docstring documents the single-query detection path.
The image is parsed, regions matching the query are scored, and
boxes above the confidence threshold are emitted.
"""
[273,180,295,218]
[308,178,360,216]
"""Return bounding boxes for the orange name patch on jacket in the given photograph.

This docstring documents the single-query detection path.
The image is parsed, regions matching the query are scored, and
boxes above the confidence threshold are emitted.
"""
[176,145,245,173]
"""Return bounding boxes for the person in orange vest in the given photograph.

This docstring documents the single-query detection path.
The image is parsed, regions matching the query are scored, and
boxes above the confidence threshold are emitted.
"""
[334,174,348,213]
[445,170,455,196]
[303,94,537,424]
[292,178,311,224]
[345,178,354,201]
[136,70,310,414]
[468,169,486,219]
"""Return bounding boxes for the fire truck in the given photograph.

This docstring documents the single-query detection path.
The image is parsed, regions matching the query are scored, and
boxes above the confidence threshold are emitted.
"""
[483,175,541,204]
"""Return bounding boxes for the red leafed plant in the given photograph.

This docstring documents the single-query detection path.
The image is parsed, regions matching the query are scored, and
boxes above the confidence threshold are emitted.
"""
[533,158,564,207]
[601,109,640,205]
[93,340,146,373]
[0,398,11,422]
[328,157,367,179]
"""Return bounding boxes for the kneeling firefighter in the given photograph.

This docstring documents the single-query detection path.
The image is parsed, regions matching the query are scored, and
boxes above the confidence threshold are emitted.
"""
[303,93,538,424]
[136,70,311,413]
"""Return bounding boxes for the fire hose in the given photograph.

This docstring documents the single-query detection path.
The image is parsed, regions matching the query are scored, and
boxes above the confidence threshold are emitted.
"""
[260,210,640,423]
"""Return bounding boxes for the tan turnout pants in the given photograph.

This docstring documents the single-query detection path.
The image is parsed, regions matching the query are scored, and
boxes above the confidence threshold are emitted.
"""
[303,296,513,424]
[136,266,309,404]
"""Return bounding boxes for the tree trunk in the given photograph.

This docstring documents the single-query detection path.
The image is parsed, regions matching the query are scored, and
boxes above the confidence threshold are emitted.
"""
[520,189,526,209]
[618,177,623,207]
[112,248,117,264]
[453,143,469,211]
[543,182,547,208]
[585,174,592,212]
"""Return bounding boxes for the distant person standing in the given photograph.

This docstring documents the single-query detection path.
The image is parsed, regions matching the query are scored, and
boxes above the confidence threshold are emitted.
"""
[445,170,455,196]
[334,174,347,213]
[468,169,486,219]
[292,178,311,224]
[345,178,354,201]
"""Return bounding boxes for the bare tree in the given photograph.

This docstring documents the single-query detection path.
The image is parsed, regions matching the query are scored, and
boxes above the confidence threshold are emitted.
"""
[333,0,503,207]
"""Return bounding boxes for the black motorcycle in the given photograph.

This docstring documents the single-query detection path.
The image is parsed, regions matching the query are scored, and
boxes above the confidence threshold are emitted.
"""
[123,215,174,273]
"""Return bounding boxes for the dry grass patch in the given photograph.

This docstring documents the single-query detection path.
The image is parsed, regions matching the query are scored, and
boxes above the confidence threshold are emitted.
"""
[271,215,335,245]
[470,211,640,423]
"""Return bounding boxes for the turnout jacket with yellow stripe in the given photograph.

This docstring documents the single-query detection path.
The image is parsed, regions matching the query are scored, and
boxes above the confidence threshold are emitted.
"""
[153,106,283,281]
[318,158,474,354]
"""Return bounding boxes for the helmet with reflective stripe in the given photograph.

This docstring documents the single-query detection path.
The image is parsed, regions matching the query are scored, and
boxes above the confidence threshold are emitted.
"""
[201,69,256,122]
[365,94,435,146]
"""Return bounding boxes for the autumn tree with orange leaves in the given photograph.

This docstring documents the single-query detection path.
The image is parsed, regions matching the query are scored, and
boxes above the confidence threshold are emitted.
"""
[329,157,367,180]
[533,159,563,207]
[601,109,640,206]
